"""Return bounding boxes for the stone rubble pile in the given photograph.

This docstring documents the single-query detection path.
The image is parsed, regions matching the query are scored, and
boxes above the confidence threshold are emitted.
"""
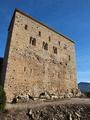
[11,89,81,103]
[26,104,90,120]
[0,104,90,120]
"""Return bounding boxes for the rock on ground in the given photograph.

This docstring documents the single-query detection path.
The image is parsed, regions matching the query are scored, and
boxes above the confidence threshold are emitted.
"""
[0,104,90,120]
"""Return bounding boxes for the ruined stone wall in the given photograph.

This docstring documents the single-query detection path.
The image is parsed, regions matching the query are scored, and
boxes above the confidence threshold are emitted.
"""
[4,10,78,102]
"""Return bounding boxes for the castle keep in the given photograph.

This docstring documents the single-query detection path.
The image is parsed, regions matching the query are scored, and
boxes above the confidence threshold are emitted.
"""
[2,9,78,102]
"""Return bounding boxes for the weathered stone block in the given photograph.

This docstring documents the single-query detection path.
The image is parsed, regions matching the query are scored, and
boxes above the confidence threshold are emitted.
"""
[2,9,78,102]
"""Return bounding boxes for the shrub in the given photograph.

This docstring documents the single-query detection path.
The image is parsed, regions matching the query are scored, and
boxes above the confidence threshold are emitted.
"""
[0,86,6,110]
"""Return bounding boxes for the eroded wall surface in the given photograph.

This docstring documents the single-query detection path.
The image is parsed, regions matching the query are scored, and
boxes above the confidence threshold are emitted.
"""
[4,11,78,102]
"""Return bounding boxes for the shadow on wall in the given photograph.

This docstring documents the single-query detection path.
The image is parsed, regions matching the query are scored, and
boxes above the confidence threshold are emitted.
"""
[0,13,15,87]
[0,58,3,85]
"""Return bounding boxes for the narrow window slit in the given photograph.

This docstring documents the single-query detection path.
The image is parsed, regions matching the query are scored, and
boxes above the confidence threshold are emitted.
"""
[53,46,57,54]
[39,31,41,36]
[25,24,28,30]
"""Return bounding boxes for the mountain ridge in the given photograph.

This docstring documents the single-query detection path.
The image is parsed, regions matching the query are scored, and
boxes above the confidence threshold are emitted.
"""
[78,82,90,92]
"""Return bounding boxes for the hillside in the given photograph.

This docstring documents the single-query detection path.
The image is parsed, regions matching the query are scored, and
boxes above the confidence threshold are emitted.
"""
[78,82,90,92]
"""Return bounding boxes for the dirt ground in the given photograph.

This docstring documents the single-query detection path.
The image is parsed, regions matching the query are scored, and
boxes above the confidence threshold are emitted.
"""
[5,98,90,110]
[0,98,90,120]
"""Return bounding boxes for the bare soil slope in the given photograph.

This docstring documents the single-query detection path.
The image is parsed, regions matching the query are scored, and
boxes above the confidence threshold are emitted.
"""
[0,98,90,120]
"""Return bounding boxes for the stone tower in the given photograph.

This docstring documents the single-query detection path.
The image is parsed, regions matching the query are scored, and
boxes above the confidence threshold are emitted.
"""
[2,9,78,102]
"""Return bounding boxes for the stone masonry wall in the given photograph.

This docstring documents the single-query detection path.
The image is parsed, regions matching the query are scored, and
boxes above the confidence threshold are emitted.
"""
[4,10,78,102]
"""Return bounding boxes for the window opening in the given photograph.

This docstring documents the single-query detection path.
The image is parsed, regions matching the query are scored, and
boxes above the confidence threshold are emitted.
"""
[53,46,57,54]
[43,42,48,50]
[25,24,28,30]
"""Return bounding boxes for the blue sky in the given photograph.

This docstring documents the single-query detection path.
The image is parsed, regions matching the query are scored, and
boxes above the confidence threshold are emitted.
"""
[0,0,90,83]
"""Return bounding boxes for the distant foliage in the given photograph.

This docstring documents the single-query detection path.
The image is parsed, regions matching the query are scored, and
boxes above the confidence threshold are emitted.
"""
[0,86,6,110]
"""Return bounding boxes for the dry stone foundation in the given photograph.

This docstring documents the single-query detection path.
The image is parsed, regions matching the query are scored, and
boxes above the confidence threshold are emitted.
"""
[1,9,78,102]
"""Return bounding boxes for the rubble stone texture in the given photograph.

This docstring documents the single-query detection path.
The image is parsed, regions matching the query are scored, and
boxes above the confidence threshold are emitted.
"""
[2,9,78,102]
[0,104,90,120]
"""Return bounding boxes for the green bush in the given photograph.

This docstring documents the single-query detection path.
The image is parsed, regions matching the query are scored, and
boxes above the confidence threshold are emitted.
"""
[0,86,6,110]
